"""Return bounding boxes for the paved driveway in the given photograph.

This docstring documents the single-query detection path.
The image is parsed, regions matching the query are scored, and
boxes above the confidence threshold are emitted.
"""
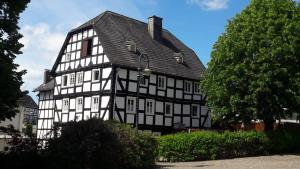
[156,155,300,169]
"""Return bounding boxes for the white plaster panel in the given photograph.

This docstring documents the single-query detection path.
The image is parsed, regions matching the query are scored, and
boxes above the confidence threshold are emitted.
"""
[103,55,109,62]
[174,104,181,114]
[80,59,85,67]
[69,111,76,121]
[146,116,153,125]
[54,87,58,95]
[103,68,112,79]
[184,95,192,100]
[183,117,190,127]
[97,55,103,64]
[165,118,172,126]
[176,90,183,99]
[155,101,163,113]
[98,46,103,54]
[204,114,211,128]
[62,114,68,123]
[128,82,137,92]
[176,80,183,88]
[84,70,91,81]
[93,36,98,45]
[68,98,75,110]
[118,69,127,79]
[192,119,199,127]
[56,76,61,85]
[76,87,82,93]
[83,82,91,92]
[167,89,174,98]
[149,85,156,95]
[139,99,144,110]
[155,115,163,126]
[173,116,181,124]
[75,60,80,68]
[92,46,97,55]
[135,113,142,124]
[92,83,101,91]
[129,70,137,80]
[193,95,201,100]
[101,96,110,108]
[140,88,147,94]
[158,91,164,96]
[127,114,135,124]
[101,110,109,120]
[92,56,97,64]
[76,42,81,51]
[150,74,156,83]
[183,104,190,115]
[85,58,91,67]
[84,111,91,120]
[68,88,74,94]
[201,106,208,115]
[104,80,111,90]
[61,89,67,94]
[116,97,125,109]
[75,114,82,121]
[88,29,93,37]
[167,78,174,87]
[84,97,91,109]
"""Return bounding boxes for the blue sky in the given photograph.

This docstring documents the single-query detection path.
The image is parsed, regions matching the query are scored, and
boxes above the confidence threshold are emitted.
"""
[17,0,252,101]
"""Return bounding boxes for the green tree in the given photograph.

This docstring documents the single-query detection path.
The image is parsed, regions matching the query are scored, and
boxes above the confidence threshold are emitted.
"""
[201,0,300,130]
[0,0,30,121]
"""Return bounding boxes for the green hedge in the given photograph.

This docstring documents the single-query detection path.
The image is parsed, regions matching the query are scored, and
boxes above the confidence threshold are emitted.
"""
[158,130,300,162]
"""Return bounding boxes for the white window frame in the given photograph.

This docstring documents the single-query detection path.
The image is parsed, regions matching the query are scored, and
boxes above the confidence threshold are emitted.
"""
[192,104,200,118]
[62,98,69,113]
[194,82,200,94]
[184,81,192,93]
[126,96,136,114]
[157,76,166,89]
[65,52,71,62]
[76,97,83,112]
[62,75,68,88]
[69,73,75,86]
[91,96,99,112]
[145,99,155,115]
[92,69,100,82]
[165,102,173,116]
[76,72,83,85]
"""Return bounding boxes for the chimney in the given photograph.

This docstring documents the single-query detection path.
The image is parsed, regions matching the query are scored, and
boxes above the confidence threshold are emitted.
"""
[148,15,163,41]
[43,69,50,84]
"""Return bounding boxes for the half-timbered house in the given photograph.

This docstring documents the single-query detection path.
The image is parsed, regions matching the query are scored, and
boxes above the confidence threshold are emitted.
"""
[34,11,211,141]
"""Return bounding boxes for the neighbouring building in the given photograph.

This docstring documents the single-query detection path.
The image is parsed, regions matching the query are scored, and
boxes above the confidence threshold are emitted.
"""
[0,94,38,151]
[34,11,211,143]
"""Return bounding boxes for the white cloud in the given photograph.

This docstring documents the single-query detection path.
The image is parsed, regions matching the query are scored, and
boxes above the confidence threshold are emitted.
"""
[187,0,229,10]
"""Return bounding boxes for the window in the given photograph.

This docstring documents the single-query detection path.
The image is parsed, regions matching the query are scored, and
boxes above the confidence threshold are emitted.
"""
[92,70,100,82]
[192,105,199,117]
[146,99,154,115]
[76,97,83,112]
[140,77,147,86]
[81,39,92,57]
[69,73,75,86]
[91,96,99,112]
[76,72,83,85]
[194,82,200,93]
[126,97,136,113]
[165,103,172,116]
[158,76,166,89]
[184,81,192,93]
[62,99,69,113]
[62,75,68,87]
[65,53,71,62]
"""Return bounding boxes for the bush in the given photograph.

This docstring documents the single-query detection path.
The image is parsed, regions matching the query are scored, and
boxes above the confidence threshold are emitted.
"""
[44,119,158,169]
[158,130,300,162]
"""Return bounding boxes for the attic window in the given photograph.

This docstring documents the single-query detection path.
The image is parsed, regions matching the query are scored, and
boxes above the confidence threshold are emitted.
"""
[174,52,184,64]
[125,40,136,53]
[81,39,92,57]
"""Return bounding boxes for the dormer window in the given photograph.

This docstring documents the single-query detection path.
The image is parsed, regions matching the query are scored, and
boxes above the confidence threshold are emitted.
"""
[174,52,184,64]
[81,38,92,57]
[125,40,136,53]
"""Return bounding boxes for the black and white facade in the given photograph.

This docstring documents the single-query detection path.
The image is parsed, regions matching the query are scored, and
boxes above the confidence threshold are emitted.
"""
[34,11,211,141]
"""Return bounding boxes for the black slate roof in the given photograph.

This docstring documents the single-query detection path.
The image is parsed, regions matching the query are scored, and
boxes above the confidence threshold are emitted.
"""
[52,11,206,80]
[18,95,38,109]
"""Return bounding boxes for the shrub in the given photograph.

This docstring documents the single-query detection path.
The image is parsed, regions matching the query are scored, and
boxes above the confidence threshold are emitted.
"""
[158,130,300,162]
[44,119,158,169]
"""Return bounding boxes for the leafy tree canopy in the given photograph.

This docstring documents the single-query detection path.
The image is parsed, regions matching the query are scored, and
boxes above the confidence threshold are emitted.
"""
[201,0,300,130]
[0,0,30,121]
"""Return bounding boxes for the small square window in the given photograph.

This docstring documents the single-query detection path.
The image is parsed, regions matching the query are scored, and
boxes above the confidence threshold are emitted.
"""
[158,76,166,89]
[126,97,136,113]
[145,99,155,115]
[92,70,100,82]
